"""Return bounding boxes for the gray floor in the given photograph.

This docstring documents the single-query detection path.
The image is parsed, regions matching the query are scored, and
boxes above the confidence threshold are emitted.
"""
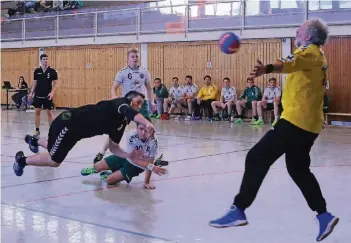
[1,110,351,243]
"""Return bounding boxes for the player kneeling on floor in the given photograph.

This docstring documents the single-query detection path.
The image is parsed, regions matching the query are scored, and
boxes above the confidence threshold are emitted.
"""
[81,119,168,189]
[13,91,163,177]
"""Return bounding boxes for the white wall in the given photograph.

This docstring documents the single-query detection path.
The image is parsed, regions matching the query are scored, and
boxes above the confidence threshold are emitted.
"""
[2,24,351,49]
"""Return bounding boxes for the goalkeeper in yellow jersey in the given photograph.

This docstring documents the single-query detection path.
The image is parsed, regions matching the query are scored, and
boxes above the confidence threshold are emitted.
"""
[209,18,339,242]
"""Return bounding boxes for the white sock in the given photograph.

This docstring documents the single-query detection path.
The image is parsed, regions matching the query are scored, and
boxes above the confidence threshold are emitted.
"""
[274,116,279,122]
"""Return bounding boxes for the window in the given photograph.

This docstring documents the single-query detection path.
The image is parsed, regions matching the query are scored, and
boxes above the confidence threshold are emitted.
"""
[216,2,232,16]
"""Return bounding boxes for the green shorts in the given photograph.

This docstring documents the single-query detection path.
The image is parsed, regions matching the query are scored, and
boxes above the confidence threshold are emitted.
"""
[105,155,144,183]
[140,100,150,118]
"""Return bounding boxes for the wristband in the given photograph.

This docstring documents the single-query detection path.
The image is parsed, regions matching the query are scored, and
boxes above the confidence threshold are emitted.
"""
[265,64,274,74]
[147,164,155,171]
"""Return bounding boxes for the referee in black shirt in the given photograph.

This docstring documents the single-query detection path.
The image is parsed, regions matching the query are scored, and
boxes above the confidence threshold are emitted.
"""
[29,54,58,138]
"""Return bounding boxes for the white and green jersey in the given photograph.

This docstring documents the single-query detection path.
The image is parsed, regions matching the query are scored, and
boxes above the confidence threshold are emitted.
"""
[221,86,236,102]
[263,86,281,103]
[182,83,198,98]
[169,85,184,100]
[124,129,158,170]
[115,65,151,97]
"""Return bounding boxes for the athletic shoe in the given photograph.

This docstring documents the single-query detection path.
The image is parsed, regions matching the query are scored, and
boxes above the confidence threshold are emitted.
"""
[234,118,243,124]
[13,151,25,176]
[185,115,192,121]
[81,167,98,176]
[93,153,104,163]
[212,115,221,121]
[100,171,112,180]
[209,205,248,228]
[316,212,339,241]
[253,119,264,125]
[150,113,157,118]
[25,135,39,153]
[155,114,161,119]
[250,118,257,125]
[272,120,278,126]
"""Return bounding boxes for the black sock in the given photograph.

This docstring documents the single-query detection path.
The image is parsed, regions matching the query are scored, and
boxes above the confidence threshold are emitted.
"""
[36,128,39,132]
[18,156,27,167]
[317,209,327,215]
[31,137,39,147]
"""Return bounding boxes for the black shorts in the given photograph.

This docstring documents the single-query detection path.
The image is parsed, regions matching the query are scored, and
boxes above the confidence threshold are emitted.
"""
[264,103,274,110]
[47,111,79,163]
[33,97,53,110]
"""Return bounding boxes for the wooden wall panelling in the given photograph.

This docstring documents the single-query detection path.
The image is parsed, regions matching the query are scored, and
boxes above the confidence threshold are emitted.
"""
[44,44,140,107]
[1,48,38,105]
[321,37,351,114]
[148,40,282,97]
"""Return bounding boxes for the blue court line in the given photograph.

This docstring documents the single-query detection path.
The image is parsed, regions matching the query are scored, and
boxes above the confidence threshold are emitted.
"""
[1,202,174,242]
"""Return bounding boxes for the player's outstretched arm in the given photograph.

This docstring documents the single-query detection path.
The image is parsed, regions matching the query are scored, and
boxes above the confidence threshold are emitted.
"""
[143,170,155,189]
[108,139,133,159]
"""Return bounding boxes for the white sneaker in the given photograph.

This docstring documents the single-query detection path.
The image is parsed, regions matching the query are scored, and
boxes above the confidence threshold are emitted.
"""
[185,115,192,121]
[174,115,181,120]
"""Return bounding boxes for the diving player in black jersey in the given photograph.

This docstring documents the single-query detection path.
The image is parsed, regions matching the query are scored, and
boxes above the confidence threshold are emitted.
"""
[13,91,165,177]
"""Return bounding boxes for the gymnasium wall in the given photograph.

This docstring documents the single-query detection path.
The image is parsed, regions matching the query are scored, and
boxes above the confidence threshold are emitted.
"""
[148,39,282,96]
[1,37,351,114]
[1,48,38,105]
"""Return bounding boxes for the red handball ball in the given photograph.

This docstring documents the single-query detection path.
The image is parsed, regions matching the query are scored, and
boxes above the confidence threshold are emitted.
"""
[218,32,240,54]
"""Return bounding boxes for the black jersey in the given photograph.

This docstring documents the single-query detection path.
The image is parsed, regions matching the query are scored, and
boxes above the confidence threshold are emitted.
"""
[33,66,58,98]
[67,97,139,144]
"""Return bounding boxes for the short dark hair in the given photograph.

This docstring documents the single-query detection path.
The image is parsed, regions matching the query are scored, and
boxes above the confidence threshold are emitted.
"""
[172,77,178,81]
[136,117,152,127]
[269,77,277,82]
[247,77,254,82]
[125,90,145,100]
[185,75,192,80]
[154,78,161,82]
[204,75,211,81]
[223,77,230,82]
[40,54,48,60]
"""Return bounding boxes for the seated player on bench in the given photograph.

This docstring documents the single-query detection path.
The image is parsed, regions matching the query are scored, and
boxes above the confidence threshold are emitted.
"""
[81,118,168,189]
[253,77,282,125]
[211,77,237,121]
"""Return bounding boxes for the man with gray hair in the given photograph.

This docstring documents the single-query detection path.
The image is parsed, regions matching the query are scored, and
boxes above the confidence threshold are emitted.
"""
[209,19,339,242]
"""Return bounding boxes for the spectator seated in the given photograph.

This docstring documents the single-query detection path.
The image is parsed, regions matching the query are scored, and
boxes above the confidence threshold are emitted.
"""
[234,78,262,124]
[161,77,186,120]
[192,75,218,121]
[181,75,198,121]
[150,77,169,119]
[252,77,281,126]
[211,77,237,122]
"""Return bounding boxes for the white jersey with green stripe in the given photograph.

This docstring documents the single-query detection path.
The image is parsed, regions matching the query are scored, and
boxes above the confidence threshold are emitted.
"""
[115,65,151,97]
[124,129,158,170]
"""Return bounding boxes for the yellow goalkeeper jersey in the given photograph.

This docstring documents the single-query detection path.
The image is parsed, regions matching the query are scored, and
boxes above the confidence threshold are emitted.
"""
[279,44,327,134]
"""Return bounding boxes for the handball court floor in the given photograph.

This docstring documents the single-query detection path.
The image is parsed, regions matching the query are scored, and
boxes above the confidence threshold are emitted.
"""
[1,110,351,243]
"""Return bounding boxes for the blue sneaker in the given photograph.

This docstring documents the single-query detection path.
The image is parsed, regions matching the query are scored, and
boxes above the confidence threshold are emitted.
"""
[316,212,339,241]
[209,205,248,228]
[13,151,25,176]
[25,135,39,153]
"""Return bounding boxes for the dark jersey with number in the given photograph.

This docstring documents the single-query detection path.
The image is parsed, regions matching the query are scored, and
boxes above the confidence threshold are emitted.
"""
[34,66,58,98]
[67,97,139,144]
